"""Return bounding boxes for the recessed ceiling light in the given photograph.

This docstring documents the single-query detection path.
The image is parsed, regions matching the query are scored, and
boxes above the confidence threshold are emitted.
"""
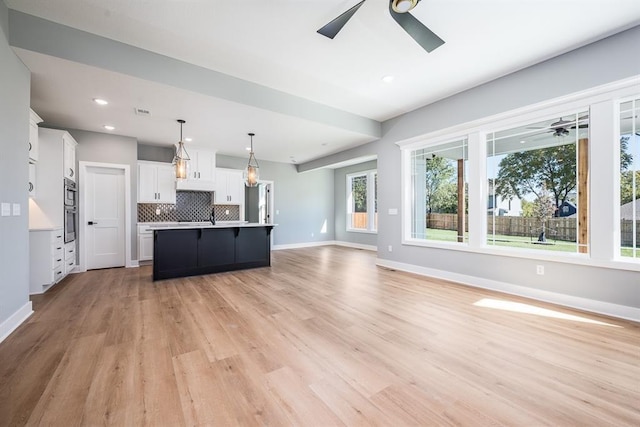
[184,137,193,142]
[246,147,251,151]
[103,125,115,131]
[93,98,108,105]
[520,140,526,144]
[382,75,395,83]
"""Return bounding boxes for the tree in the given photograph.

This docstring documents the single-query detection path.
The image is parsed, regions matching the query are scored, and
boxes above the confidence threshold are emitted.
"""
[424,156,456,213]
[533,188,556,242]
[620,135,633,172]
[352,175,367,212]
[496,144,577,210]
[620,170,640,205]
[521,199,535,217]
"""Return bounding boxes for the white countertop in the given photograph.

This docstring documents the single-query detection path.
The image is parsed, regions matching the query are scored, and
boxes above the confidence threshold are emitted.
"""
[145,221,277,230]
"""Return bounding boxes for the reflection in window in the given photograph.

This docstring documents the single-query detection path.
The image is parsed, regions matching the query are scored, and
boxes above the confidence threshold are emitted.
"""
[620,99,639,259]
[486,111,589,253]
[410,139,468,243]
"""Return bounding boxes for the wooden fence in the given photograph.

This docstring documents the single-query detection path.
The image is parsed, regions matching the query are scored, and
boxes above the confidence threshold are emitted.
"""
[427,213,640,246]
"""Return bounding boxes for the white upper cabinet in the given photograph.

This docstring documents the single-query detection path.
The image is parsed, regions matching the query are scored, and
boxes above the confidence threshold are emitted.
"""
[215,168,245,204]
[29,109,43,163]
[175,147,216,191]
[138,161,176,204]
[63,133,78,181]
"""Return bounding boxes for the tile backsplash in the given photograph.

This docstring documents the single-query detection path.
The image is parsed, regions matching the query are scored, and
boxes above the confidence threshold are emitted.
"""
[138,191,240,222]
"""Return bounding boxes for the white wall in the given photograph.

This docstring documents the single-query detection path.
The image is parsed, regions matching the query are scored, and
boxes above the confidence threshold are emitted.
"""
[0,0,32,341]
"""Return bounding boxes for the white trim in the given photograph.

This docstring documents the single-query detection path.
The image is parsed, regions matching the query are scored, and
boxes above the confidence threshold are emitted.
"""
[335,241,377,251]
[0,302,33,344]
[395,76,640,149]
[129,260,140,268]
[272,240,377,252]
[79,161,132,271]
[376,258,640,322]
[273,240,336,250]
[346,169,378,233]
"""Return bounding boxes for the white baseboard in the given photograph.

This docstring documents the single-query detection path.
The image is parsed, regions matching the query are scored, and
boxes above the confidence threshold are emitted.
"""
[0,302,33,344]
[273,241,337,250]
[334,241,377,252]
[376,258,640,322]
[273,240,377,252]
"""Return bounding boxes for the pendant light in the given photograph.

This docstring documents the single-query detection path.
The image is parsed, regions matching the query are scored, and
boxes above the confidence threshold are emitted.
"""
[244,132,260,187]
[173,119,190,179]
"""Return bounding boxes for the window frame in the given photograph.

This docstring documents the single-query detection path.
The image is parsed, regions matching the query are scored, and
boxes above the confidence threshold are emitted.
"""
[346,169,377,233]
[397,76,640,272]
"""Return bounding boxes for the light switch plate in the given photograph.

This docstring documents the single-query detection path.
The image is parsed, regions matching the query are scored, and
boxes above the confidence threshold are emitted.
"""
[12,203,20,216]
[1,203,10,217]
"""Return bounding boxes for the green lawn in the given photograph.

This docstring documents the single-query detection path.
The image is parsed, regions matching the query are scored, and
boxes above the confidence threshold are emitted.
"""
[424,227,639,257]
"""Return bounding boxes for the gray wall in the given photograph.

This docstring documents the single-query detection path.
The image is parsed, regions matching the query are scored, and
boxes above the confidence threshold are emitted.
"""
[216,155,335,246]
[374,26,640,310]
[136,146,336,246]
[334,160,378,247]
[0,0,31,332]
[138,144,173,163]
[71,130,138,263]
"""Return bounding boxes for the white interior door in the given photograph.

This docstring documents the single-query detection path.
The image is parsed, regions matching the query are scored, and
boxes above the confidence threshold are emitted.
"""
[86,166,125,269]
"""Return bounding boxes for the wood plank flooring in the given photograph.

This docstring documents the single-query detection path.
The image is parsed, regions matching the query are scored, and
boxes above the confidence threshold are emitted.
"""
[1,246,639,426]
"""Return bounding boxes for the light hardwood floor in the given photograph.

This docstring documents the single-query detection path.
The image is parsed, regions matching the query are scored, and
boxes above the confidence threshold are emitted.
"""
[1,246,639,426]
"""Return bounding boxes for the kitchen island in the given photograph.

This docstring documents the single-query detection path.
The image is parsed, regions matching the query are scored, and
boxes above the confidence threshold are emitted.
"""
[151,222,275,281]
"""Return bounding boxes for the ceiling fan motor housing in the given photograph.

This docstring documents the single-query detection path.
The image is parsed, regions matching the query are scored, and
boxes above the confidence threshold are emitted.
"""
[392,0,420,13]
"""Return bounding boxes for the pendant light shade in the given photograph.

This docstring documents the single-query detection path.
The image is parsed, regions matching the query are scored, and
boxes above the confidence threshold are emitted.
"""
[173,119,190,180]
[244,132,260,187]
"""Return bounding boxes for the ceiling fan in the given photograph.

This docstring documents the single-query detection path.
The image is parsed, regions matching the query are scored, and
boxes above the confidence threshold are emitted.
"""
[528,116,589,138]
[317,0,445,53]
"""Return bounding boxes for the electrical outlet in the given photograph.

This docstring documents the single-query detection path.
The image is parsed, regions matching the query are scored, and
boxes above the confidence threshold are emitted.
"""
[388,245,393,252]
[536,265,544,275]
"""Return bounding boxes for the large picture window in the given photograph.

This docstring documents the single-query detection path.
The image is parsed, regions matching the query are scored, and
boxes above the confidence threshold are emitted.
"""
[486,111,589,253]
[347,170,377,232]
[620,98,639,259]
[410,139,468,243]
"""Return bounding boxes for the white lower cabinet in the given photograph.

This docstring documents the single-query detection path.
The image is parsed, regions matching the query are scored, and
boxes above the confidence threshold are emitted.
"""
[64,241,76,274]
[29,228,66,294]
[138,224,154,261]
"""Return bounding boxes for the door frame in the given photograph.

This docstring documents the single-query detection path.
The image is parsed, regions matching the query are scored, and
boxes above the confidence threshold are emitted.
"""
[257,179,275,247]
[78,161,132,271]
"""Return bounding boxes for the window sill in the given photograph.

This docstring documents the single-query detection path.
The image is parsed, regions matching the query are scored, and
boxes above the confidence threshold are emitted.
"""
[402,238,640,272]
[347,228,377,235]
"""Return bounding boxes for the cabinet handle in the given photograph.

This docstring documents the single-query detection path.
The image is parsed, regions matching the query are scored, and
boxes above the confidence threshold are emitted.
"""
[57,247,62,250]
[198,172,201,178]
[57,259,62,262]
[29,142,32,151]
[56,235,62,238]
[69,169,74,177]
[29,182,34,192]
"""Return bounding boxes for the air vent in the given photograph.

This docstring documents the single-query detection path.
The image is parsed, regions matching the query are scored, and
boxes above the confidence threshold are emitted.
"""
[134,107,152,116]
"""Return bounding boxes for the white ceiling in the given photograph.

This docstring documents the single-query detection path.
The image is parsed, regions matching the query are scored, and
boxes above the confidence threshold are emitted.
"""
[7,0,640,164]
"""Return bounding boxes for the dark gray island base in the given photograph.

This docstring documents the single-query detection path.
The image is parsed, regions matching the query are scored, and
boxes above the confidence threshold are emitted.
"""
[152,225,275,281]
